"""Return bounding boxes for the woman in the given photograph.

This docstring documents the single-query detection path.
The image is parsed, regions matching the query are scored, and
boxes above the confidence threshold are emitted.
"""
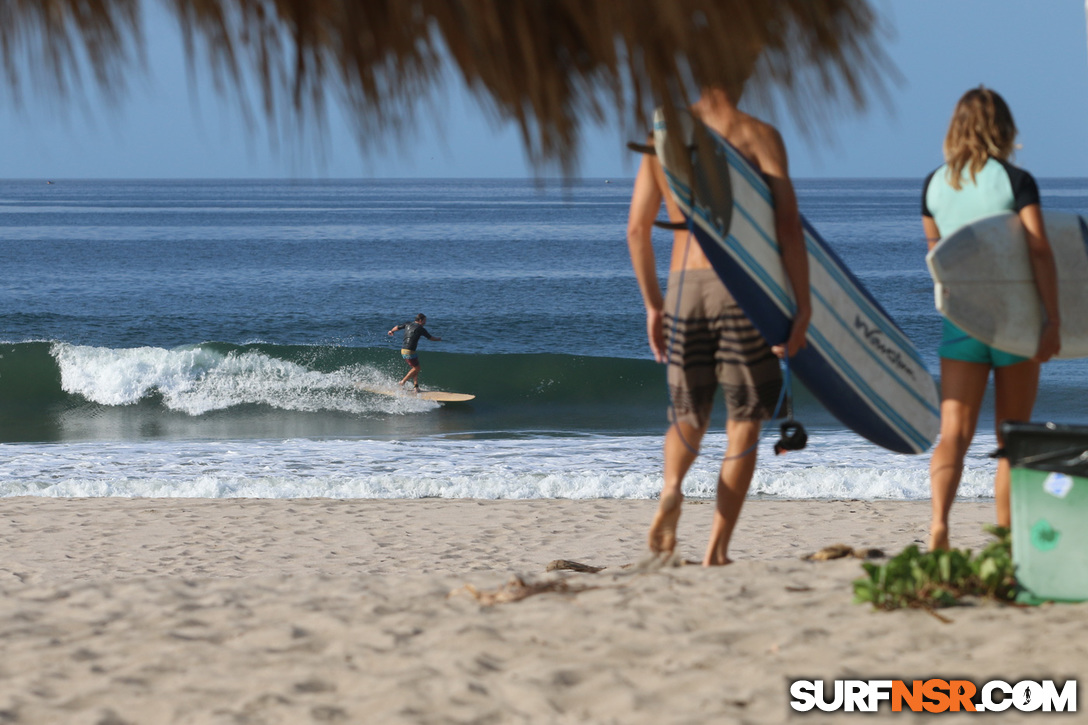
[922,86,1061,551]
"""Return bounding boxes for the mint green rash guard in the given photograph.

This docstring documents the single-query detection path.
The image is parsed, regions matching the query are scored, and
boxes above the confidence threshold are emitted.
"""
[922,156,1040,236]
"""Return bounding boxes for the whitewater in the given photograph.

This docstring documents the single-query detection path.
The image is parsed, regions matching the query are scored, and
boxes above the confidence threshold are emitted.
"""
[1,433,1001,501]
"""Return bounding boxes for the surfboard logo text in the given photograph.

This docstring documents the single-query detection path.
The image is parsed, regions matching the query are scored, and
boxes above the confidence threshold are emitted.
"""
[854,316,916,380]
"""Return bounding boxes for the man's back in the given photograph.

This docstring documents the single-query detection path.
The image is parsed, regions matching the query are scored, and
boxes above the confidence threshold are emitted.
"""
[401,322,430,350]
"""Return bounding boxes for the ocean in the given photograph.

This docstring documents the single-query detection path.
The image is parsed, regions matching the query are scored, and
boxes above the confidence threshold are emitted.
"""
[2,178,1086,500]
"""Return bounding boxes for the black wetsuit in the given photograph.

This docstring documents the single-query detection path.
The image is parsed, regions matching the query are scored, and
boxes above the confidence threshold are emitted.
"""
[400,322,432,351]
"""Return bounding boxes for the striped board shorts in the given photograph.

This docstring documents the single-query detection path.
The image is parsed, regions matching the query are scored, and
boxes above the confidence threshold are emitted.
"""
[663,269,782,427]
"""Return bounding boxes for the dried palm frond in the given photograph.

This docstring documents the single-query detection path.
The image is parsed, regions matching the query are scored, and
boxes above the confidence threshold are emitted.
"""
[0,0,894,172]
[0,0,141,100]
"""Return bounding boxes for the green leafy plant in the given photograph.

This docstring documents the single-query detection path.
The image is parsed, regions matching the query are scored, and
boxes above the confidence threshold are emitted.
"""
[853,526,1015,612]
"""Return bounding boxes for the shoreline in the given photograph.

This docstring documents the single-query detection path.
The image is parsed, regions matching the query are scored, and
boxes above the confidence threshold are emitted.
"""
[1,497,1076,724]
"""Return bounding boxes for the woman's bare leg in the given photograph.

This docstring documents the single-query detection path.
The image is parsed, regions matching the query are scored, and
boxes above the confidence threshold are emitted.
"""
[929,359,990,550]
[992,359,1041,528]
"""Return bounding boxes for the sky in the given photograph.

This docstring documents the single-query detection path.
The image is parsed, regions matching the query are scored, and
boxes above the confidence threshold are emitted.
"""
[0,0,1086,180]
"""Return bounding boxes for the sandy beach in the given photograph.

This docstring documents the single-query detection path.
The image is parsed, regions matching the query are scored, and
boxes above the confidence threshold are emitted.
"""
[0,497,1083,724]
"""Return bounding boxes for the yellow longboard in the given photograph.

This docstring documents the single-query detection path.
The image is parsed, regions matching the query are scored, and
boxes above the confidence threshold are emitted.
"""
[355,384,475,402]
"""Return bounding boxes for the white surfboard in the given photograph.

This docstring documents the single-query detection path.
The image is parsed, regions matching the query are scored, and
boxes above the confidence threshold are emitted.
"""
[355,384,475,402]
[926,211,1088,359]
[653,109,939,454]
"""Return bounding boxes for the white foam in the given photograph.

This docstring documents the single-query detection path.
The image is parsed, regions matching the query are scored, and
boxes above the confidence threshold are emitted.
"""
[50,342,432,416]
[0,431,1000,501]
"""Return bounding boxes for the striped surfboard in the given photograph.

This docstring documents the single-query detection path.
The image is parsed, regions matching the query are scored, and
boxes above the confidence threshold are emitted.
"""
[654,109,939,454]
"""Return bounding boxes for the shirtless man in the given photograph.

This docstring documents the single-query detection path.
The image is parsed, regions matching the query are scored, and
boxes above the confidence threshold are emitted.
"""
[388,313,442,389]
[626,84,811,566]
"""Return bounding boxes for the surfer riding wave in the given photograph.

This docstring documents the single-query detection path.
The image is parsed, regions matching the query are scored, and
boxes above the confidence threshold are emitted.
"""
[388,313,442,390]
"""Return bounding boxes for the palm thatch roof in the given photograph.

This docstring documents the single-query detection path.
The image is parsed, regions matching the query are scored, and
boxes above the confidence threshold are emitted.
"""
[1,0,893,172]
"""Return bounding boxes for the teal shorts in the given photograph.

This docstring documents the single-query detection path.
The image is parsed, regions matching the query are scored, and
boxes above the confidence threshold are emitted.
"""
[939,319,1029,368]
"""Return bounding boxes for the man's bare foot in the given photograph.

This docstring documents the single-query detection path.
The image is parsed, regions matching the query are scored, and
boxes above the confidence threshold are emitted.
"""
[648,490,683,554]
[929,522,949,551]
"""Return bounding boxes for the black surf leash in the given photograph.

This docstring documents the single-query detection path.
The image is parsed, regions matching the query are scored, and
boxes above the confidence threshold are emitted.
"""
[772,357,807,455]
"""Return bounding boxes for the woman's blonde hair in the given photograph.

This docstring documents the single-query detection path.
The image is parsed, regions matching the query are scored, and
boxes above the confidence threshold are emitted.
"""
[943,86,1018,189]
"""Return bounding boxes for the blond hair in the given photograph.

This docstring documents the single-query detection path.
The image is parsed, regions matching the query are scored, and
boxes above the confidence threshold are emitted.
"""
[943,86,1018,190]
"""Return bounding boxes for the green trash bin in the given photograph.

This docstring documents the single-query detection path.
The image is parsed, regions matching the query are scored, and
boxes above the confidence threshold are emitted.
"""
[1002,421,1088,604]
